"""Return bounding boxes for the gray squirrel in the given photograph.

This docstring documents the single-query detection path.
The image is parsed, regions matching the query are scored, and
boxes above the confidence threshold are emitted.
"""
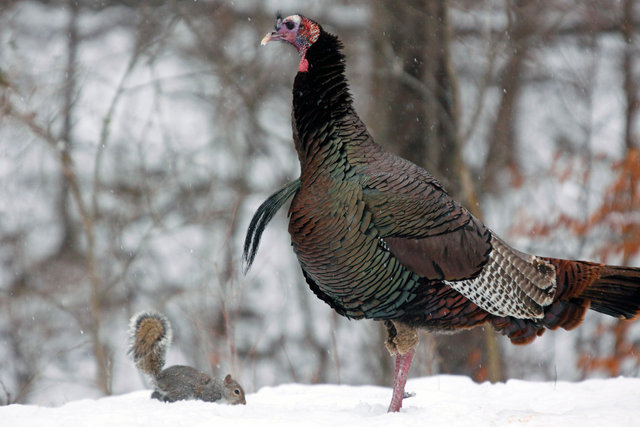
[128,311,246,405]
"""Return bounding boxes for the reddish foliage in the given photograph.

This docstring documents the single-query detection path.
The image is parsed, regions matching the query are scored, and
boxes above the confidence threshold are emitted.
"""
[522,148,640,258]
[516,148,640,377]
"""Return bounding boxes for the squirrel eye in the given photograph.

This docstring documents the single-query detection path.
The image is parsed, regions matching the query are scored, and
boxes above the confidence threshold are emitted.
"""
[234,389,240,395]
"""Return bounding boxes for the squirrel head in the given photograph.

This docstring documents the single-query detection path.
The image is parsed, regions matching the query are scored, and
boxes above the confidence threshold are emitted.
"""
[223,374,246,405]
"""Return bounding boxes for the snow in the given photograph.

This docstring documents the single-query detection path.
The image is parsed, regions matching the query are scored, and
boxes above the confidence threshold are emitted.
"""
[3,376,640,427]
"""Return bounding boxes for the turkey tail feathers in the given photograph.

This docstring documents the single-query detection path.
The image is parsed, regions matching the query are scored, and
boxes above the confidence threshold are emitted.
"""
[541,258,640,320]
[243,179,300,273]
[494,259,640,345]
[581,265,640,318]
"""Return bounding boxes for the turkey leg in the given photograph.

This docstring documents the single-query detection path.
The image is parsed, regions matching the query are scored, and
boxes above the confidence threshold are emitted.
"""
[388,347,415,412]
[384,321,418,412]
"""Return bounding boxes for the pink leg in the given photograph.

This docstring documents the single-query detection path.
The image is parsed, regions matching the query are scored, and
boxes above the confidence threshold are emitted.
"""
[387,348,415,412]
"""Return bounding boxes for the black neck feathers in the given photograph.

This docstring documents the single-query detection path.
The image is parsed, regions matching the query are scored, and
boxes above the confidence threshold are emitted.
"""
[292,31,354,160]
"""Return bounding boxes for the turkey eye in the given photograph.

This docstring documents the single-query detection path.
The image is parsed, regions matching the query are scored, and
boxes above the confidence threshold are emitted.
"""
[285,21,295,30]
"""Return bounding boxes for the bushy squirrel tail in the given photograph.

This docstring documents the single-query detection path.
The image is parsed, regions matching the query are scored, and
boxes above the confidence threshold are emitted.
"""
[129,311,172,378]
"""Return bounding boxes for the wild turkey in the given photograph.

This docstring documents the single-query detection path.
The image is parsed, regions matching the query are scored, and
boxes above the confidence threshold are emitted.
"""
[246,14,640,412]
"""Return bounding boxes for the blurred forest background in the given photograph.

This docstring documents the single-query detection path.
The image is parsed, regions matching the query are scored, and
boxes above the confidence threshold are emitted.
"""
[1,0,639,406]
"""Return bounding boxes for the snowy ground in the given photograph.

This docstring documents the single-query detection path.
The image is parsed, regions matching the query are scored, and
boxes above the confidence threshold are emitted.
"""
[3,375,640,427]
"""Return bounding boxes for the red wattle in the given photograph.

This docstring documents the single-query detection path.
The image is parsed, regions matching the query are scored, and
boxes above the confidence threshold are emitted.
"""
[299,57,309,72]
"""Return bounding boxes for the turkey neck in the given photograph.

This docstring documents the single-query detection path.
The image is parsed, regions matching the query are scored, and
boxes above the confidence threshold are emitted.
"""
[291,32,366,179]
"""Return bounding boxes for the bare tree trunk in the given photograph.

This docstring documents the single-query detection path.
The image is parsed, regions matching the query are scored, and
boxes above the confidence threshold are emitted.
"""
[622,0,639,152]
[370,0,429,164]
[615,0,638,373]
[58,0,79,254]
[480,0,530,193]
[423,0,463,197]
[63,0,111,395]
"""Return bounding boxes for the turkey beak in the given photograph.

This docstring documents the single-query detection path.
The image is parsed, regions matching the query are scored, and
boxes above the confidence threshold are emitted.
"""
[261,31,281,45]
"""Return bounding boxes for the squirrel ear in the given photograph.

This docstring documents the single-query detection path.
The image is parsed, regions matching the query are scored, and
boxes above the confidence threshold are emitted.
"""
[224,374,232,384]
